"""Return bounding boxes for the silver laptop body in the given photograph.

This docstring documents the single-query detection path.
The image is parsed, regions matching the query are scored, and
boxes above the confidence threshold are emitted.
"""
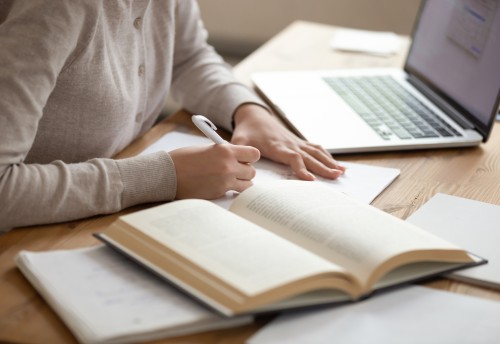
[252,0,500,154]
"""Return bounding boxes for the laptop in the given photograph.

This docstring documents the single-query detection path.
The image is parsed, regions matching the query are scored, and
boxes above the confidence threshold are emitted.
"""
[252,0,500,153]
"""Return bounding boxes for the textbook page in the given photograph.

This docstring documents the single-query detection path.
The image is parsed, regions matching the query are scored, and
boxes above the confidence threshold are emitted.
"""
[407,193,500,289]
[140,131,399,206]
[116,199,349,298]
[230,181,469,289]
[16,246,252,344]
[248,285,500,344]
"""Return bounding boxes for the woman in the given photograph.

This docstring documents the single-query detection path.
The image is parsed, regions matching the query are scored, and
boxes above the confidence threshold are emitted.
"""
[0,0,344,231]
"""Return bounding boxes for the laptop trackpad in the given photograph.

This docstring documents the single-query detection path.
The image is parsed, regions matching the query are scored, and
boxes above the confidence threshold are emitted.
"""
[275,96,383,149]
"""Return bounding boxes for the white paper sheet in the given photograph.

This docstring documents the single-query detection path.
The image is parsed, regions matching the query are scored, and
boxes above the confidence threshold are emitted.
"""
[140,131,400,207]
[248,286,500,344]
[330,28,402,56]
[407,193,500,289]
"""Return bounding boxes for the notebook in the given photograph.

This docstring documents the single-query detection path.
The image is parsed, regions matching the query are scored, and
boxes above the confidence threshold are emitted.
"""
[252,0,500,154]
[15,245,252,344]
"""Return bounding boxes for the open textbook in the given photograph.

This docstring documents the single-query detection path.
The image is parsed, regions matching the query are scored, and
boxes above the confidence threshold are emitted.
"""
[95,180,482,316]
[15,246,252,344]
[140,131,400,205]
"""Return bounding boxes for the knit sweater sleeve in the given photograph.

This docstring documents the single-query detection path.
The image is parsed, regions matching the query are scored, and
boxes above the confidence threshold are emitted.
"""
[0,1,177,231]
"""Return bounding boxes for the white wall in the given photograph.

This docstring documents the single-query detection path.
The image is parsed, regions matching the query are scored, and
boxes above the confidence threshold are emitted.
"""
[198,0,422,56]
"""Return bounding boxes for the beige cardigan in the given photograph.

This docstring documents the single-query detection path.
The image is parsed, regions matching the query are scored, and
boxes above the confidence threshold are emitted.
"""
[0,0,265,230]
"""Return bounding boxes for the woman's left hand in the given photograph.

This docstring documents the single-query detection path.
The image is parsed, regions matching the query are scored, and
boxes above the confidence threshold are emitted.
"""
[231,104,345,181]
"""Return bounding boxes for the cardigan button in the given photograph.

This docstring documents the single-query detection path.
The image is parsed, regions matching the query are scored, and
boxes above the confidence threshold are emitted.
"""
[133,17,142,29]
[138,64,145,77]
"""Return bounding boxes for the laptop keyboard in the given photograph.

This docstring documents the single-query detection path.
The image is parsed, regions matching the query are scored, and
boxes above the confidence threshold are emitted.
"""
[323,76,462,140]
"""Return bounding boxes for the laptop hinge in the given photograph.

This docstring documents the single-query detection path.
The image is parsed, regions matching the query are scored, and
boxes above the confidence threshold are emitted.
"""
[407,75,475,130]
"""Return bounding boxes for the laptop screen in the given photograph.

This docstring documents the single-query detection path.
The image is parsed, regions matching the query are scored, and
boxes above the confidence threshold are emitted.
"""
[405,0,500,138]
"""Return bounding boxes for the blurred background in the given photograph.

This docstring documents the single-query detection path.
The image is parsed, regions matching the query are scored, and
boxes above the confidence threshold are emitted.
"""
[199,0,423,60]
[163,0,423,116]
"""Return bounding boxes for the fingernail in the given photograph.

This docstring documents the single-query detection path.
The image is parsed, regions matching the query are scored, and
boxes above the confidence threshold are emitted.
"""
[332,169,343,177]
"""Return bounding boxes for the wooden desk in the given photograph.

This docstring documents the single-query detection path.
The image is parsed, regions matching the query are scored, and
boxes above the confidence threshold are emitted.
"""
[1,21,500,344]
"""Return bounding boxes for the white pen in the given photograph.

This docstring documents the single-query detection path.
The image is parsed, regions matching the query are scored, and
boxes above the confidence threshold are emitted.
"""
[192,114,227,144]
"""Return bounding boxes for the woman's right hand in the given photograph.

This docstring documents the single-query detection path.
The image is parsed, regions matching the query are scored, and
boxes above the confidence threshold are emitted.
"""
[169,144,261,200]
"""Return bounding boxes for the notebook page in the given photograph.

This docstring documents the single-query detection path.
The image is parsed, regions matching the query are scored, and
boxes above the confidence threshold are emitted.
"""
[16,245,250,344]
[140,131,400,206]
